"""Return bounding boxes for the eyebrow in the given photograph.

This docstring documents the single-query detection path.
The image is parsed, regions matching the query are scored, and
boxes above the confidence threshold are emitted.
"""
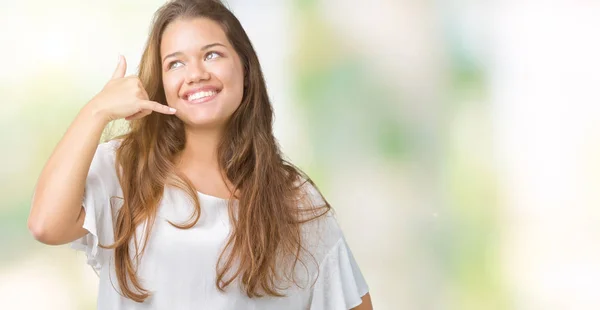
[162,43,226,63]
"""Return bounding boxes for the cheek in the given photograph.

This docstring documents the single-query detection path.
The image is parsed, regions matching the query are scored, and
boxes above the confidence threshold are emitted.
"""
[215,61,244,93]
[162,75,182,100]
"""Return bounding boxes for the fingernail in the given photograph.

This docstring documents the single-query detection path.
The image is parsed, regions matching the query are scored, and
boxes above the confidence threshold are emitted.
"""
[169,107,177,113]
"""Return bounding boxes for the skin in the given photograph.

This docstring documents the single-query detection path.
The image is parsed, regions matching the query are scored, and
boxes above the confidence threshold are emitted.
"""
[353,292,373,310]
[160,17,244,199]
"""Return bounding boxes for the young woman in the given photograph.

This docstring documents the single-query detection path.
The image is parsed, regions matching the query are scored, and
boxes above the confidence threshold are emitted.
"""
[28,0,372,309]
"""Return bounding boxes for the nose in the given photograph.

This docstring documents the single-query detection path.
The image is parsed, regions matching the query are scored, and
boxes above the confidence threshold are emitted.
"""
[185,61,210,84]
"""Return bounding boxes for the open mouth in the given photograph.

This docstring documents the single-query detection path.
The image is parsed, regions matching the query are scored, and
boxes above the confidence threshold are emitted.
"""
[184,89,220,104]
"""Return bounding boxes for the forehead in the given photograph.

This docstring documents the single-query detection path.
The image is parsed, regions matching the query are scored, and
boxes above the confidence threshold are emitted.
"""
[160,17,229,56]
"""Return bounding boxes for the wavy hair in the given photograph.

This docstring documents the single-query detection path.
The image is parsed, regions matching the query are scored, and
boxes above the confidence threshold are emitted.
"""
[101,0,330,303]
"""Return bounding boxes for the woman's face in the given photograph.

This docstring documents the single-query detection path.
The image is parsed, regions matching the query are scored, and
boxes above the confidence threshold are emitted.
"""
[160,17,245,129]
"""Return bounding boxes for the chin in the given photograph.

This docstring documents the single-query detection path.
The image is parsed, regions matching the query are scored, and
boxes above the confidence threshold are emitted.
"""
[180,113,226,129]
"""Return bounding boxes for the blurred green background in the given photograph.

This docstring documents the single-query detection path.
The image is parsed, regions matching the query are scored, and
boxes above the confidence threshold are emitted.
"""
[2,0,600,309]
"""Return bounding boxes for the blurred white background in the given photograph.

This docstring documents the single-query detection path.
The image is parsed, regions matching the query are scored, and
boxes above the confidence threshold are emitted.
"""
[1,0,599,309]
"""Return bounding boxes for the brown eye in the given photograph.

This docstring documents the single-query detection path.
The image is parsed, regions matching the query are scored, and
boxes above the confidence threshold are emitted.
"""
[168,60,183,70]
[204,51,220,61]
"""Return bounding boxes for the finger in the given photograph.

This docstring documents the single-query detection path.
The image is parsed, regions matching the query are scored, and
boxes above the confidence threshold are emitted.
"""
[125,109,152,121]
[111,55,127,80]
[140,101,177,115]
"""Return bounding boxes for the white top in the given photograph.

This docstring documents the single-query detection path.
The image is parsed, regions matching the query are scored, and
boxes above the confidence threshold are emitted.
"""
[71,140,369,310]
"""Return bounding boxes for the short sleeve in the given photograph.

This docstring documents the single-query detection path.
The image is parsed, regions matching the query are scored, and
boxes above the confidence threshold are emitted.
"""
[309,236,369,310]
[70,139,121,274]
[296,180,370,309]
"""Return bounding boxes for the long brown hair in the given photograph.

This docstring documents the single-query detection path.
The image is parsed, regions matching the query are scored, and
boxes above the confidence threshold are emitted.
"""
[102,0,330,302]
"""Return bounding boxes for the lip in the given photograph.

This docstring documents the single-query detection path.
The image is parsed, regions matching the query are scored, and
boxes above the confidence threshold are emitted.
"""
[184,91,219,104]
[181,86,222,101]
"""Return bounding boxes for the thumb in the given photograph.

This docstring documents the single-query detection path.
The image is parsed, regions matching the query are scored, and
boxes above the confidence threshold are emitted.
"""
[111,55,127,80]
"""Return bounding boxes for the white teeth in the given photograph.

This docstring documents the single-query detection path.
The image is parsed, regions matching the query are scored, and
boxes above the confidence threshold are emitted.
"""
[187,91,217,101]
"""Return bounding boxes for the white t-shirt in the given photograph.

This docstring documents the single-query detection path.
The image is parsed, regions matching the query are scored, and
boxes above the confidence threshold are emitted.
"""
[71,140,369,310]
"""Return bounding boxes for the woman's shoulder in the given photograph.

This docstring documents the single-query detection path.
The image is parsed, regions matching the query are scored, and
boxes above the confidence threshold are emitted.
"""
[294,177,328,209]
[87,139,123,193]
[293,177,346,260]
[91,139,122,165]
[98,138,122,153]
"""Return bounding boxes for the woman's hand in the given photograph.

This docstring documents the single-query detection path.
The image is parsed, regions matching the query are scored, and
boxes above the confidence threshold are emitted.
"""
[87,55,176,123]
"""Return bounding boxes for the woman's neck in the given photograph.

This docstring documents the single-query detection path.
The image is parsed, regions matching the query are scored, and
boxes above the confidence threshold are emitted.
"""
[175,126,236,199]
[178,127,222,171]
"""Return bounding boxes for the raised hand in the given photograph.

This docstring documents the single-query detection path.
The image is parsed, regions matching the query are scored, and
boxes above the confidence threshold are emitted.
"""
[88,55,176,123]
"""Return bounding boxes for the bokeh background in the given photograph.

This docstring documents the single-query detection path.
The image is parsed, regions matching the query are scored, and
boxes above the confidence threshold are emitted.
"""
[2,0,600,309]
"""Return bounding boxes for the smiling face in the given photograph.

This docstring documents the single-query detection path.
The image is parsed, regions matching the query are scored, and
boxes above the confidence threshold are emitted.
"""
[160,17,245,129]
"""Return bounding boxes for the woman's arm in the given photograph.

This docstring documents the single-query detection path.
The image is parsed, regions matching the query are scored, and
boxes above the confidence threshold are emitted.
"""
[27,104,109,245]
[28,56,176,245]
[351,293,373,310]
